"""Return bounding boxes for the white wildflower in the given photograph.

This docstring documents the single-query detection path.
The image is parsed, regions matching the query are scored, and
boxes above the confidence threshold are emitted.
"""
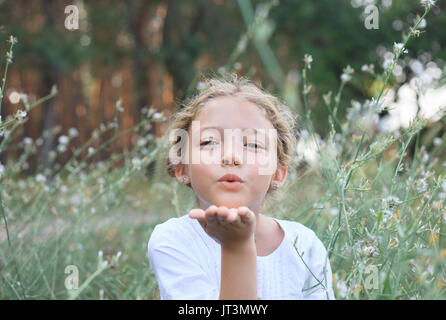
[196,81,206,90]
[415,179,428,192]
[329,207,339,216]
[132,157,142,169]
[137,138,147,147]
[363,245,377,257]
[381,209,393,223]
[23,137,33,146]
[417,18,427,29]
[427,264,434,275]
[88,147,94,155]
[36,173,46,183]
[0,163,5,178]
[152,112,163,120]
[382,195,402,204]
[234,61,242,70]
[341,65,354,83]
[18,180,26,189]
[361,64,374,73]
[115,100,124,113]
[58,135,69,145]
[344,65,354,75]
[312,202,324,210]
[393,42,404,51]
[394,42,408,55]
[433,137,442,146]
[68,128,79,138]
[50,85,58,95]
[108,122,117,129]
[420,0,435,9]
[323,92,332,105]
[6,51,13,64]
[15,109,27,119]
[335,278,348,298]
[303,54,313,70]
[147,107,156,116]
[57,144,67,153]
[7,35,18,45]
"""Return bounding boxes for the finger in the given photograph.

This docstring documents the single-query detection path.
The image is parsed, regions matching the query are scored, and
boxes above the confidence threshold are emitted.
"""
[189,208,205,220]
[216,206,229,225]
[205,205,219,215]
[227,208,241,224]
[204,205,218,226]
[205,210,218,227]
[238,206,253,223]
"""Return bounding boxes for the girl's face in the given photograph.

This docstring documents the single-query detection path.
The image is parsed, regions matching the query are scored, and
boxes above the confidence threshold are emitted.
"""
[175,96,287,212]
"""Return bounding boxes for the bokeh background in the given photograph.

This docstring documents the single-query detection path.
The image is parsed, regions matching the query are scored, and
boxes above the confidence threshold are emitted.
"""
[1,0,445,172]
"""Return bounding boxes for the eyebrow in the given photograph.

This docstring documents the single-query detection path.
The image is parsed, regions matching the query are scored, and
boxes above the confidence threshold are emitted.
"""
[199,126,272,146]
[200,126,267,133]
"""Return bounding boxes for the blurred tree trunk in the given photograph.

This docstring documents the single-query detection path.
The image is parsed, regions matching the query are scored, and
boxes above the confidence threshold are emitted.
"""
[126,0,171,176]
[125,0,159,176]
[38,0,60,179]
[161,0,206,103]
[125,0,150,114]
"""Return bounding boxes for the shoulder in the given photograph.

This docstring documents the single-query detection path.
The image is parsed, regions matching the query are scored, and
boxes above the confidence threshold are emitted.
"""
[274,218,335,299]
[275,218,319,244]
[148,214,196,251]
[275,218,328,257]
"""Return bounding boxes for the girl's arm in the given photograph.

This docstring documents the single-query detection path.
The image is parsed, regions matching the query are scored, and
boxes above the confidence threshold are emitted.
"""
[189,206,258,300]
[220,235,257,299]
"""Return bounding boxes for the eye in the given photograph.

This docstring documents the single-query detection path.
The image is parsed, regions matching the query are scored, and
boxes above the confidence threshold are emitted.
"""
[245,142,264,150]
[200,140,218,147]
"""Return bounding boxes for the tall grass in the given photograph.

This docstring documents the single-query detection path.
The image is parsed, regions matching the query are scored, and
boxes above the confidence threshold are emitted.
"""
[0,1,445,299]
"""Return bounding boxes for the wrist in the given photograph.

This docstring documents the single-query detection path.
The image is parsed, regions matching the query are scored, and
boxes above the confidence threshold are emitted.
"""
[221,235,256,253]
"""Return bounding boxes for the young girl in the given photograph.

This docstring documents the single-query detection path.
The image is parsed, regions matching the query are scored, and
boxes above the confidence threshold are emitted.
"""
[147,73,335,300]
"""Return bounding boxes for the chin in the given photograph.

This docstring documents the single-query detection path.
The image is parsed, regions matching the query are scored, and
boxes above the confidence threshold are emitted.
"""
[212,195,247,209]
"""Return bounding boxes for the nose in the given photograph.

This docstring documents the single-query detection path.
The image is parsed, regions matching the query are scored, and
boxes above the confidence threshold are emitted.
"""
[221,143,242,167]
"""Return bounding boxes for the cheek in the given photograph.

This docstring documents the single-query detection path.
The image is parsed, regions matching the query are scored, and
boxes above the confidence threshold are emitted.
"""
[245,164,272,190]
[189,163,213,186]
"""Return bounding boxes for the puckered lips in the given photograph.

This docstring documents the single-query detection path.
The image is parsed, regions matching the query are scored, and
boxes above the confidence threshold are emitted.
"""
[217,173,244,190]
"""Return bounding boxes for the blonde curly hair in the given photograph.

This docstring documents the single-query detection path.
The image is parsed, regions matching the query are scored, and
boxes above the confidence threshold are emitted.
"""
[164,73,298,197]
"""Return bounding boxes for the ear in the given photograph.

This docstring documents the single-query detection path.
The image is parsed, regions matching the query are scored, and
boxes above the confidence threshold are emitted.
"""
[175,164,190,184]
[270,162,287,189]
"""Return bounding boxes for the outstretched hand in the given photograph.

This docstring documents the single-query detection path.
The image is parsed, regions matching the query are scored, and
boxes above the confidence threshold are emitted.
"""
[188,205,256,248]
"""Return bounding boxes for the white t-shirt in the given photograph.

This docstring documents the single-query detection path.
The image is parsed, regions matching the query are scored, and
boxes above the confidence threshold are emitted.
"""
[147,214,335,300]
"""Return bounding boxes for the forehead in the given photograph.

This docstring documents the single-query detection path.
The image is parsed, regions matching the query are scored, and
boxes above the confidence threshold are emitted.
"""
[194,96,273,131]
